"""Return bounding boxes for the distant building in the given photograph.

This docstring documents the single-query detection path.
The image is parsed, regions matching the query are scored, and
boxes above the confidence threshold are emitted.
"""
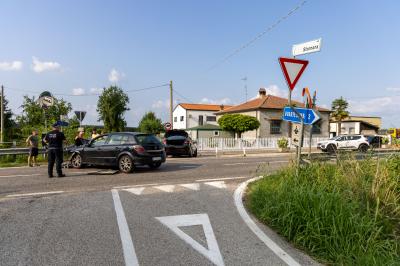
[329,116,381,137]
[172,103,232,130]
[216,88,331,138]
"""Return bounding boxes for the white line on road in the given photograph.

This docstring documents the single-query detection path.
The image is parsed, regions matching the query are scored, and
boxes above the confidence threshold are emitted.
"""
[0,173,41,178]
[234,177,300,266]
[6,190,64,198]
[196,176,248,182]
[113,183,162,189]
[154,185,175,193]
[180,183,200,191]
[204,181,226,189]
[111,189,139,266]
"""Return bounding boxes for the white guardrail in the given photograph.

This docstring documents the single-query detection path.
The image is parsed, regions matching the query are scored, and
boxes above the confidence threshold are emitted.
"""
[196,137,329,151]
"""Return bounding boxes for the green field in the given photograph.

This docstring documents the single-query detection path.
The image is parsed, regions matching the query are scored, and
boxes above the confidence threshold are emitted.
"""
[247,155,400,265]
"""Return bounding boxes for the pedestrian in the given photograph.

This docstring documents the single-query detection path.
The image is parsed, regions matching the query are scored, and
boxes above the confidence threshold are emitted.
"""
[74,130,86,146]
[44,123,66,178]
[26,129,39,167]
[91,128,99,139]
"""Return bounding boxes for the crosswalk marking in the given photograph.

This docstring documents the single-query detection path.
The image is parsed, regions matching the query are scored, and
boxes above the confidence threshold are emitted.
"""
[180,183,200,191]
[154,185,175,193]
[204,181,227,189]
[123,187,145,195]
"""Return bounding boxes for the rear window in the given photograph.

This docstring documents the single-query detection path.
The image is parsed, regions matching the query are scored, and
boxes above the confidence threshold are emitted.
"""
[165,130,188,138]
[135,134,161,145]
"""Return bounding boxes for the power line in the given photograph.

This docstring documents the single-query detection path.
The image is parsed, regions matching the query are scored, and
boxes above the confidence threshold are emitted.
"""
[173,89,193,103]
[207,0,308,71]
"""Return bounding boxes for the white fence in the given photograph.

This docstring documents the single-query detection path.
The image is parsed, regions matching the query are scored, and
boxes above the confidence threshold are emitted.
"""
[196,137,329,151]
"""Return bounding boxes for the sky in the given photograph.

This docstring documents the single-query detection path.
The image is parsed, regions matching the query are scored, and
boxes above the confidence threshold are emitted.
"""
[0,0,400,128]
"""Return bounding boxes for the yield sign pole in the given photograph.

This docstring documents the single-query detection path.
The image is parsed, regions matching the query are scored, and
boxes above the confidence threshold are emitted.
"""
[279,57,309,167]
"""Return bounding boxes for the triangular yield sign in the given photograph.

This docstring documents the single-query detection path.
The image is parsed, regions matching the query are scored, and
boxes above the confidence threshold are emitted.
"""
[156,213,225,266]
[279,57,309,90]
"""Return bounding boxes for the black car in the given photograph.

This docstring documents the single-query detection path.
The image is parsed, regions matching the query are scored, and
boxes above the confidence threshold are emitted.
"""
[163,130,197,157]
[366,135,383,149]
[67,132,166,173]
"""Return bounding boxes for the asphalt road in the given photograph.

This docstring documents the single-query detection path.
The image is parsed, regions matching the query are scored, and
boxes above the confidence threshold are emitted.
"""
[0,154,319,266]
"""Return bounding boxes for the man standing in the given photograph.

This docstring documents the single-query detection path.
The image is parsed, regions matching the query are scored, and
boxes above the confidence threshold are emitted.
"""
[44,123,66,178]
[26,129,39,167]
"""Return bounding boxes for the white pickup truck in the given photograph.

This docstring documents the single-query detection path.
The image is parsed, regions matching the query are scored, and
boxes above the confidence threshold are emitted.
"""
[317,135,370,153]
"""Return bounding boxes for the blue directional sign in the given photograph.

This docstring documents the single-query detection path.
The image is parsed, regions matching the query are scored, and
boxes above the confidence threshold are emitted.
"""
[282,106,320,125]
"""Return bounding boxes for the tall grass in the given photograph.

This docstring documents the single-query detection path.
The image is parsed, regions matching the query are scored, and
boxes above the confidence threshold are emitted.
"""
[247,155,400,265]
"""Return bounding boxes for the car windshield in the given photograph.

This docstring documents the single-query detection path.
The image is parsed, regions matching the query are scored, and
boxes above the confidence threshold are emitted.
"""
[135,134,161,145]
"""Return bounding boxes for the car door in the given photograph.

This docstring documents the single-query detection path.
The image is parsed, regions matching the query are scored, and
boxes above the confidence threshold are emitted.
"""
[101,134,129,165]
[82,135,109,165]
[336,136,346,149]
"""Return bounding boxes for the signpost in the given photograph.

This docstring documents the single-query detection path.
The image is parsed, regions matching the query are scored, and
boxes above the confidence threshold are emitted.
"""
[292,38,322,57]
[164,122,172,131]
[291,124,301,147]
[38,91,55,132]
[282,106,320,125]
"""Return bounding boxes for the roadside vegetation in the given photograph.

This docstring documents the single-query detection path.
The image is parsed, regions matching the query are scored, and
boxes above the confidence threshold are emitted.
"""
[247,155,400,265]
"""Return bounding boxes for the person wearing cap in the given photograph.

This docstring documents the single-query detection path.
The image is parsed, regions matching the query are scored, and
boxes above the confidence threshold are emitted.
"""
[44,123,66,178]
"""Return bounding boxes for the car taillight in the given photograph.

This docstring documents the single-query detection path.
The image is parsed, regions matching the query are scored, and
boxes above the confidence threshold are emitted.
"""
[133,145,145,154]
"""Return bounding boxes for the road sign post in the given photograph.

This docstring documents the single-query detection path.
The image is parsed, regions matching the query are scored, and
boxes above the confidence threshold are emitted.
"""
[164,122,172,131]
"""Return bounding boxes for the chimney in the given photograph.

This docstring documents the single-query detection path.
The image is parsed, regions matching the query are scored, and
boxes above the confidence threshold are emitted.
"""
[219,104,224,111]
[258,88,267,98]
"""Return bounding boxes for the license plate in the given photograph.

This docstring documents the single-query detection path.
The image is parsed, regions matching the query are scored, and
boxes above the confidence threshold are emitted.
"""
[152,157,162,161]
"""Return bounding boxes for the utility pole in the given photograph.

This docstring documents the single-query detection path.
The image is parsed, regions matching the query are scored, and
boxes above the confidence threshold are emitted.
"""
[169,80,173,129]
[1,85,4,143]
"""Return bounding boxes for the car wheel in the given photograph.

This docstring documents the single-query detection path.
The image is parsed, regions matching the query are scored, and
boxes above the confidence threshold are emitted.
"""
[119,155,134,173]
[148,162,162,169]
[327,144,337,154]
[358,144,369,153]
[71,154,83,168]
[188,147,193,157]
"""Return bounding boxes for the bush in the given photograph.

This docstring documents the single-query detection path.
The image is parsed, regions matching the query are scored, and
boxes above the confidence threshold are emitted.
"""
[277,138,288,149]
[247,156,400,265]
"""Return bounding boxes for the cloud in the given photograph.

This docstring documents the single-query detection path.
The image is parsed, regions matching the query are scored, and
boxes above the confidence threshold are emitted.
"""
[32,57,61,73]
[200,97,232,105]
[72,88,86,96]
[348,97,398,114]
[263,85,287,97]
[108,68,124,83]
[151,99,178,109]
[0,61,23,71]
[90,87,103,94]
[386,87,400,92]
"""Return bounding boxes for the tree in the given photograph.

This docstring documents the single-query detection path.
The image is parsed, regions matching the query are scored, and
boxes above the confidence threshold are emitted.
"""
[138,112,164,134]
[0,94,16,141]
[17,95,73,138]
[218,113,260,138]
[97,86,129,132]
[331,97,349,135]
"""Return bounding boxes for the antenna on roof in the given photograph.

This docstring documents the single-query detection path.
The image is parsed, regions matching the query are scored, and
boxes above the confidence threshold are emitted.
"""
[241,77,248,102]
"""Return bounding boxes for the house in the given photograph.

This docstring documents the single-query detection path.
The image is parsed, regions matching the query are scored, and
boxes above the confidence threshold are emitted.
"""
[186,124,234,140]
[216,88,331,138]
[172,103,232,130]
[329,116,381,137]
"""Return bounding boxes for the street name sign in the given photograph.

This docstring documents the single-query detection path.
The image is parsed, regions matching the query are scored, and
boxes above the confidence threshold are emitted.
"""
[292,38,322,57]
[278,57,309,90]
[291,123,301,146]
[282,106,320,125]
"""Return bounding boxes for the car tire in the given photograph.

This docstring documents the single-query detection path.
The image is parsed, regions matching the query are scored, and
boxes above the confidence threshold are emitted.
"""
[118,155,134,173]
[327,144,337,154]
[358,144,369,153]
[148,162,162,169]
[71,154,83,168]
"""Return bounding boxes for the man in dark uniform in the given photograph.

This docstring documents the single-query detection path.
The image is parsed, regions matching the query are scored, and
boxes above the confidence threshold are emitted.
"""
[44,123,66,178]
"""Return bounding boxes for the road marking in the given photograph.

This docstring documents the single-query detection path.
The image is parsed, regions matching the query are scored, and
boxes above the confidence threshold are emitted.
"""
[0,173,41,178]
[179,165,197,168]
[180,183,200,191]
[204,181,226,189]
[234,177,300,266]
[154,185,175,193]
[223,162,249,166]
[156,213,225,266]
[111,189,139,266]
[196,176,247,182]
[124,187,145,195]
[6,190,64,198]
[113,183,162,189]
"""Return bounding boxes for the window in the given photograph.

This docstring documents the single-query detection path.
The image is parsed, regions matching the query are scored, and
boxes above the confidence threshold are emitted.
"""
[91,135,108,147]
[214,131,220,136]
[180,116,184,121]
[107,134,136,145]
[206,116,216,122]
[199,115,204,126]
[270,120,281,134]
[174,117,177,122]
[312,121,321,134]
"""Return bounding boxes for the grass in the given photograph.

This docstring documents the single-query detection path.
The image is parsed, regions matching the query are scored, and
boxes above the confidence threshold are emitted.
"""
[246,154,400,266]
[0,154,47,167]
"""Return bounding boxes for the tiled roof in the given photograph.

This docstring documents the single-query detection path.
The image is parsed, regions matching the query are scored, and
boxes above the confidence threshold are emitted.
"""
[217,94,330,114]
[179,103,233,111]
